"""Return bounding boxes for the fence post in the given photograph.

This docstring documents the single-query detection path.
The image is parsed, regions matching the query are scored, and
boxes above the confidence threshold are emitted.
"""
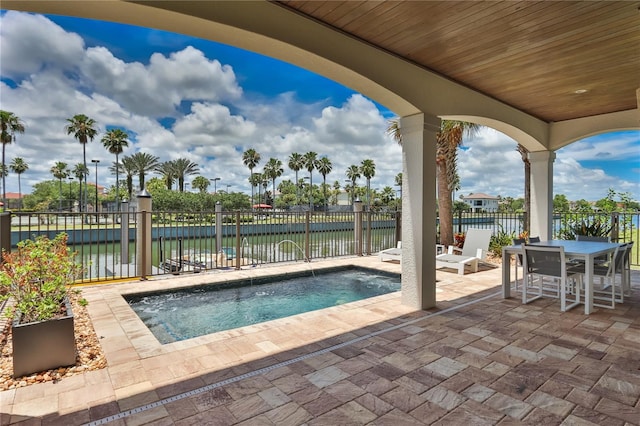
[235,212,241,270]
[354,199,363,256]
[0,213,10,264]
[611,212,619,242]
[215,202,223,254]
[136,190,152,279]
[305,211,311,261]
[120,199,129,261]
[457,210,463,234]
[366,210,372,255]
[395,211,402,244]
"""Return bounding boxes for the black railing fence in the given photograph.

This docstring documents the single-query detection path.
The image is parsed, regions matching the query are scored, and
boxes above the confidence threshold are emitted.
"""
[1,210,638,283]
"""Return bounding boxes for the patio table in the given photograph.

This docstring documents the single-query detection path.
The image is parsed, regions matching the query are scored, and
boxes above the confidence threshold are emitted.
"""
[502,240,624,314]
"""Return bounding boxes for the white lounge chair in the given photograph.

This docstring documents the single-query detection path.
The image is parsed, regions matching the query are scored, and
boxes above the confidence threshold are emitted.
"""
[379,241,402,263]
[435,229,492,275]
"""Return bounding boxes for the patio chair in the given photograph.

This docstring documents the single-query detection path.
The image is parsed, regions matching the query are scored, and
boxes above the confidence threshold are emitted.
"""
[435,229,492,275]
[512,237,527,291]
[379,241,402,263]
[522,244,582,311]
[586,244,626,308]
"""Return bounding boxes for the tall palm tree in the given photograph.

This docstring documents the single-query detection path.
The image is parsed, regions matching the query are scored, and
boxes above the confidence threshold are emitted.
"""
[1,110,25,209]
[128,152,159,191]
[65,114,97,211]
[436,120,480,246]
[51,161,69,211]
[9,157,28,211]
[332,180,341,205]
[101,128,130,210]
[316,157,333,211]
[517,144,531,233]
[242,148,261,208]
[345,164,361,205]
[288,152,304,207]
[155,161,176,190]
[171,158,200,192]
[360,159,376,210]
[119,156,136,199]
[249,172,263,205]
[263,158,283,204]
[303,152,317,210]
[72,163,88,210]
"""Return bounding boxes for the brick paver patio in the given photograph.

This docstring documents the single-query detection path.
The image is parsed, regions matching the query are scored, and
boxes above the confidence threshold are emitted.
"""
[1,256,639,425]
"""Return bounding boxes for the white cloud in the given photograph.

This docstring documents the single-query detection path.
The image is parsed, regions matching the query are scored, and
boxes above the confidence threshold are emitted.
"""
[0,12,637,205]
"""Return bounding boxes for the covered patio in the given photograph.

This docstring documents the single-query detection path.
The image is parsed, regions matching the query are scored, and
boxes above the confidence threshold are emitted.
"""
[1,257,639,424]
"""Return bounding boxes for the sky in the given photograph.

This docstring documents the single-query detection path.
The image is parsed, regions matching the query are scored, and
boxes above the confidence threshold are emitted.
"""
[1,10,638,203]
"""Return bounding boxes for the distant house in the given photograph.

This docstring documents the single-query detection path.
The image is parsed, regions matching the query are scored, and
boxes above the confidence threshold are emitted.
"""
[3,192,23,210]
[462,193,500,212]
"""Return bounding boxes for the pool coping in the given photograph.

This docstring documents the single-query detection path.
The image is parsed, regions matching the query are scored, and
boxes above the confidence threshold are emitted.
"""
[82,257,415,361]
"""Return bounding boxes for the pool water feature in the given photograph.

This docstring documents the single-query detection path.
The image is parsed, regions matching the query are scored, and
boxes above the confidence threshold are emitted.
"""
[125,267,400,344]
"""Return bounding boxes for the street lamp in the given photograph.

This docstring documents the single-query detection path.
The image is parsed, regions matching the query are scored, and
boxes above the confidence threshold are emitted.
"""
[91,160,100,213]
[67,176,73,211]
[210,177,221,194]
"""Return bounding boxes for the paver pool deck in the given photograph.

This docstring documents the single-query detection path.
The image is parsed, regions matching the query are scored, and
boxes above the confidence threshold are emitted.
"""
[2,256,639,425]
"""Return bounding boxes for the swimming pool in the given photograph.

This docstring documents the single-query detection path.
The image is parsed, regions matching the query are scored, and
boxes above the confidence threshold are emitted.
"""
[125,267,400,344]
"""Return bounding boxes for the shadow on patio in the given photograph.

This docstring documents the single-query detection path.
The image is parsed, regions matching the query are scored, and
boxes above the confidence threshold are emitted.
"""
[2,257,639,425]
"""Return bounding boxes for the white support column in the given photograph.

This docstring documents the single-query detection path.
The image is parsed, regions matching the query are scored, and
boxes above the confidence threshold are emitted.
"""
[529,151,555,240]
[400,113,439,309]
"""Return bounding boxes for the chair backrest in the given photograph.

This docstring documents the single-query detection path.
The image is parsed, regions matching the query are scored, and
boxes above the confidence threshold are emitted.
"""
[576,235,610,242]
[522,244,565,278]
[460,229,492,259]
[513,238,526,264]
[529,236,540,243]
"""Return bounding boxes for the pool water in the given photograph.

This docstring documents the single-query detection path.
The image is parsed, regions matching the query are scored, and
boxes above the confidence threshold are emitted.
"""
[125,267,400,344]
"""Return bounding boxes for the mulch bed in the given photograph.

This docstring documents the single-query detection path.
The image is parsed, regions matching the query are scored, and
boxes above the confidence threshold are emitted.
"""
[0,291,107,391]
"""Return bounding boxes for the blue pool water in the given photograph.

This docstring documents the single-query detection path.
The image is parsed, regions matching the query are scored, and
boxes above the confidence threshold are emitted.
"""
[126,267,400,344]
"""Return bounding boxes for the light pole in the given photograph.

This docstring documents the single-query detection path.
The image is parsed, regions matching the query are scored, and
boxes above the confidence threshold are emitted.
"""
[91,160,100,213]
[68,176,73,211]
[210,177,221,194]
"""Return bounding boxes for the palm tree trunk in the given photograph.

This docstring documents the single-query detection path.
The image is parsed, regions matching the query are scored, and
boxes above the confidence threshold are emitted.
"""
[438,162,454,247]
[115,154,120,211]
[58,178,63,211]
[17,174,21,211]
[1,144,6,208]
[82,144,87,212]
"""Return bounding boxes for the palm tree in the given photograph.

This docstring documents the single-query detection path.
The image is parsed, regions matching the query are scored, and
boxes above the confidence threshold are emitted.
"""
[128,152,159,191]
[51,161,69,211]
[101,128,130,210]
[119,156,136,199]
[9,157,28,211]
[386,118,402,145]
[316,157,333,211]
[303,152,317,210]
[263,158,283,204]
[249,172,263,205]
[72,163,88,210]
[345,164,361,205]
[288,152,304,206]
[192,175,210,193]
[517,144,531,233]
[171,158,200,192]
[436,120,480,246]
[360,159,376,210]
[155,161,176,190]
[332,180,341,205]
[65,114,97,211]
[1,111,25,209]
[242,149,261,208]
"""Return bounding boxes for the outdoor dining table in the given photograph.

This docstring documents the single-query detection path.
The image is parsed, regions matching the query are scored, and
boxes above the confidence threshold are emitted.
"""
[502,239,625,314]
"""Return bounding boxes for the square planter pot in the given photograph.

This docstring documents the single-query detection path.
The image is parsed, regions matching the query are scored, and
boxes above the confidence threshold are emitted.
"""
[12,299,76,378]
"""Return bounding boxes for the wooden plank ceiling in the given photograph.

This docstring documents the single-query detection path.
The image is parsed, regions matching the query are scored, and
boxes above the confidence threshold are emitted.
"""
[276,1,640,123]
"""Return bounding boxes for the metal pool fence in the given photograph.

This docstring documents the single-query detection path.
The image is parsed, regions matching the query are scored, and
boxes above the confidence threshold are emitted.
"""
[1,209,637,283]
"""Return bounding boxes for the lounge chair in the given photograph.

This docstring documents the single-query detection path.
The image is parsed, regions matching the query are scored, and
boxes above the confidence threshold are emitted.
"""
[379,241,402,263]
[435,229,492,275]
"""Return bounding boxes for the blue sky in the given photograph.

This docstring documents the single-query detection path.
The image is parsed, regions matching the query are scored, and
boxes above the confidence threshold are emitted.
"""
[1,10,638,202]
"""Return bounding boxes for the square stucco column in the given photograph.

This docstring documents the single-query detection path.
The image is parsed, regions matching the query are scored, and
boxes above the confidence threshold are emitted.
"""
[529,150,555,240]
[400,113,439,309]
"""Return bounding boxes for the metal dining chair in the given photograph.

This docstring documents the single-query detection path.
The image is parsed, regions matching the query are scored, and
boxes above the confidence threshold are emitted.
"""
[587,245,624,309]
[512,238,526,291]
[521,244,582,311]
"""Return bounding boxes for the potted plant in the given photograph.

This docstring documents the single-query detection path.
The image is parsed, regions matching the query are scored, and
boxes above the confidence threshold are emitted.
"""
[0,233,82,378]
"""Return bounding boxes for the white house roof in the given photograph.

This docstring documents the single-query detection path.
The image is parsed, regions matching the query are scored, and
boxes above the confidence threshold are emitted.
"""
[463,193,499,200]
